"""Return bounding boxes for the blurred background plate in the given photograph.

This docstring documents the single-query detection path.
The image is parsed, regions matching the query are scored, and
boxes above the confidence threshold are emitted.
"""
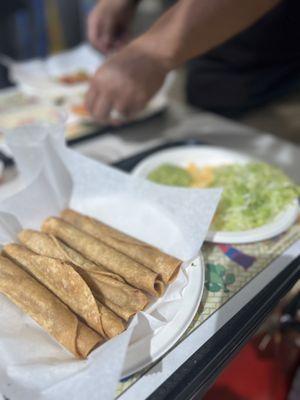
[7,43,103,99]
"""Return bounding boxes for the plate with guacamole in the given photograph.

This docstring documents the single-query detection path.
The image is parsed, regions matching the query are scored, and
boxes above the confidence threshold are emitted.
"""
[132,146,300,243]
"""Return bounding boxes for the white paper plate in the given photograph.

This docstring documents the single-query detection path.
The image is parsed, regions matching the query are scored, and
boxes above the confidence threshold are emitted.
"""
[132,145,300,244]
[8,44,103,99]
[122,255,204,377]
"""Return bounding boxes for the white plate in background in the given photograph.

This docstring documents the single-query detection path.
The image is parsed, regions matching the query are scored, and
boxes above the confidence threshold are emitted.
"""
[132,145,300,244]
[8,44,103,99]
[4,43,174,128]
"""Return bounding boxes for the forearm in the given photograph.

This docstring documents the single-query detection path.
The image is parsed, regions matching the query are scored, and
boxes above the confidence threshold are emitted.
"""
[134,0,282,69]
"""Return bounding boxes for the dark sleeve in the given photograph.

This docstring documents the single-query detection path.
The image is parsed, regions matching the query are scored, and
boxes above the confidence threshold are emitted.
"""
[0,1,26,20]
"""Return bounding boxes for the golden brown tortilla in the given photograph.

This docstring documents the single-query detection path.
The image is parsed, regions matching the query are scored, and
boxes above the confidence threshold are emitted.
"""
[42,217,165,297]
[0,255,102,358]
[3,244,125,338]
[19,229,123,281]
[19,230,149,321]
[61,209,181,284]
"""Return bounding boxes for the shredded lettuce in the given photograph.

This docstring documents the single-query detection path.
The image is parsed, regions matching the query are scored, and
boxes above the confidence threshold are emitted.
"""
[210,163,300,231]
[147,162,300,231]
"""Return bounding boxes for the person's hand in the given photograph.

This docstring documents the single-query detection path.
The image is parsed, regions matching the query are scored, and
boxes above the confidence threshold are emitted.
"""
[87,0,137,54]
[85,42,170,124]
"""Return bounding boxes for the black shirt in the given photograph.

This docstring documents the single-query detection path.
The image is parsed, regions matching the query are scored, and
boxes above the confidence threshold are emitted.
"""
[0,1,25,21]
[186,0,300,115]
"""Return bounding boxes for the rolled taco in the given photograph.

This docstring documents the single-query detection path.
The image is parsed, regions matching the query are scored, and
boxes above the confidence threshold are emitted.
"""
[0,255,102,358]
[61,209,181,284]
[19,230,149,321]
[42,217,165,297]
[3,244,125,339]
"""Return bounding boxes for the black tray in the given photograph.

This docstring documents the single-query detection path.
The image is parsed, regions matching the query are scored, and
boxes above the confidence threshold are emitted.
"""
[113,138,204,171]
[114,139,300,400]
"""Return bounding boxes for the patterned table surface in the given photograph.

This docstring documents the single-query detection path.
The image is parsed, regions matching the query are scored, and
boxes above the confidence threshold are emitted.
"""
[117,220,300,398]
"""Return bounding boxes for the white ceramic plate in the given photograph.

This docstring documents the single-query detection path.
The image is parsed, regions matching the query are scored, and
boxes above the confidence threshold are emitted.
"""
[122,255,204,377]
[132,145,300,244]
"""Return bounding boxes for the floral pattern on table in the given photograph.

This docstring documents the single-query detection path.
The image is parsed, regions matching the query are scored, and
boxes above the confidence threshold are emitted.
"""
[205,263,236,293]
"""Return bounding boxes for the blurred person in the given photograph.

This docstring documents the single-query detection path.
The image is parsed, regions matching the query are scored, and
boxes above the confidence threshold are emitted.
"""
[0,1,26,88]
[0,2,25,19]
[86,0,300,124]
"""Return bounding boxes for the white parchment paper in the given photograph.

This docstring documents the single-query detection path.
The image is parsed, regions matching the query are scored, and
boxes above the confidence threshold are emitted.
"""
[0,123,221,400]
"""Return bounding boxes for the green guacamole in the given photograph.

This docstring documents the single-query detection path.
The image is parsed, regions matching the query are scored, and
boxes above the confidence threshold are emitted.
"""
[148,163,193,187]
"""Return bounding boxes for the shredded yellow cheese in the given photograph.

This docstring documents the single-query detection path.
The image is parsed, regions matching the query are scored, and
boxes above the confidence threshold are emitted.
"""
[186,164,215,188]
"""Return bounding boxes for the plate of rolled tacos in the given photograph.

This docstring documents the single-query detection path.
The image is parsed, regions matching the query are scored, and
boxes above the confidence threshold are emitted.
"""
[0,209,204,375]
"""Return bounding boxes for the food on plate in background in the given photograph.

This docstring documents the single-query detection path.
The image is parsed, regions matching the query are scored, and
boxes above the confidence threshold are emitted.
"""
[58,70,90,85]
[148,162,300,232]
[71,103,90,118]
[0,209,182,358]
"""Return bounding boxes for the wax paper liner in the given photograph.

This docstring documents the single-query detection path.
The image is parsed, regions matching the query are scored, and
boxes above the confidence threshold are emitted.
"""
[0,122,221,400]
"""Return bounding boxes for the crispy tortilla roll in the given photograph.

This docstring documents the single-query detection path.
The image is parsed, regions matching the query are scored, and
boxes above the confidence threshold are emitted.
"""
[4,244,125,339]
[19,230,149,321]
[0,256,102,358]
[42,217,165,297]
[19,229,123,281]
[79,271,146,321]
[61,209,181,284]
